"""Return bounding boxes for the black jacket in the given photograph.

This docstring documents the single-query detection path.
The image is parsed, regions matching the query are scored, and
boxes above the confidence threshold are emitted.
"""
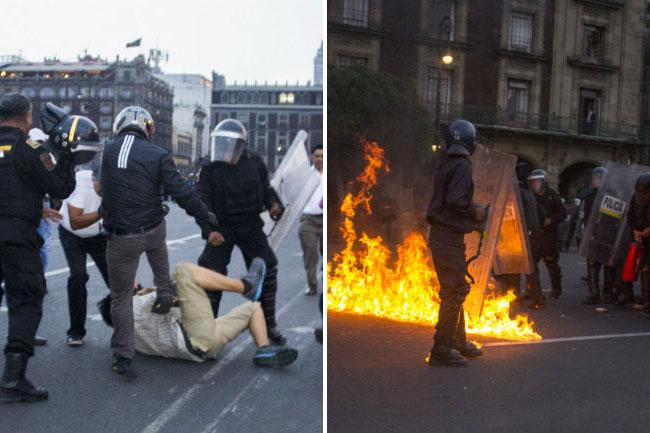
[627,195,650,233]
[0,126,75,238]
[533,187,566,237]
[100,131,212,233]
[196,151,281,227]
[426,154,477,234]
[519,182,541,232]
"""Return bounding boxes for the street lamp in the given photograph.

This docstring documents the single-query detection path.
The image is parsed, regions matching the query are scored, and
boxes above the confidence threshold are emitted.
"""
[433,13,455,155]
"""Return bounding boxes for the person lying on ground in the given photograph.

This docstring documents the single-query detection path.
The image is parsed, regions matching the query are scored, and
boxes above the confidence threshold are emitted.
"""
[97,258,298,379]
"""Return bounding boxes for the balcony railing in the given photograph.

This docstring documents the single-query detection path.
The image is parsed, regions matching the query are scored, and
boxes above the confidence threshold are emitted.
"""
[433,104,647,144]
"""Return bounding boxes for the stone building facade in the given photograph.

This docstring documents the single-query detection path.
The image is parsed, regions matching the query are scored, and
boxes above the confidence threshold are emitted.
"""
[328,0,649,198]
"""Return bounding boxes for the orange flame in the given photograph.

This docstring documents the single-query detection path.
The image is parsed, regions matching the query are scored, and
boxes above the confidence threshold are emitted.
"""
[327,139,541,341]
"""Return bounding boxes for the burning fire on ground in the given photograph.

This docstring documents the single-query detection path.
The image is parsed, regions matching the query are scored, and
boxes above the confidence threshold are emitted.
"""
[327,139,541,341]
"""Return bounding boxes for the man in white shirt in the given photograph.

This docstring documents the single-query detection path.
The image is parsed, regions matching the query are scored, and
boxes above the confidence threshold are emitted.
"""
[299,145,323,296]
[58,168,109,346]
[97,259,298,379]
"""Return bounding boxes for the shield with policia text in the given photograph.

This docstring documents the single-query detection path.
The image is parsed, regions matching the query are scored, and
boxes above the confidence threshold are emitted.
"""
[462,145,530,319]
[262,130,321,252]
[579,161,650,267]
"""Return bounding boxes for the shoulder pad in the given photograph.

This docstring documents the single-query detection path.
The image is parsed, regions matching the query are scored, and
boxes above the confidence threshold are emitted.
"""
[26,139,43,149]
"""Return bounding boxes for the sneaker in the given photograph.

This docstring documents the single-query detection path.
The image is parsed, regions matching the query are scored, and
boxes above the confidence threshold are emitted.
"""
[241,258,266,301]
[253,345,299,368]
[427,345,468,367]
[66,336,84,347]
[304,287,317,296]
[111,356,137,381]
[34,336,47,346]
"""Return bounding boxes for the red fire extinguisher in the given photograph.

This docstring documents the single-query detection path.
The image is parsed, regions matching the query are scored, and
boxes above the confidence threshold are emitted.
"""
[622,241,644,283]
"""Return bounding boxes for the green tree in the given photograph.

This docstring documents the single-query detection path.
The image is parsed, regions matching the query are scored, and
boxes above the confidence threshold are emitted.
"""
[328,65,436,183]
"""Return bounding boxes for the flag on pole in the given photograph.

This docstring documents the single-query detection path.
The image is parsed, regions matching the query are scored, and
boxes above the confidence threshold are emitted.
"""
[126,38,142,48]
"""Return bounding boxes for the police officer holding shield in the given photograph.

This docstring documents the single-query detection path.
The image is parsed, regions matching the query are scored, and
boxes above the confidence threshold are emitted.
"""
[0,96,100,402]
[196,119,286,345]
[526,169,566,302]
[426,119,487,367]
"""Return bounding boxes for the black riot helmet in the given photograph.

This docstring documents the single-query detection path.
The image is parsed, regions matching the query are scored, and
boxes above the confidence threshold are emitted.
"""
[635,173,650,195]
[527,168,548,194]
[591,166,608,189]
[210,119,248,164]
[41,103,102,164]
[445,119,478,156]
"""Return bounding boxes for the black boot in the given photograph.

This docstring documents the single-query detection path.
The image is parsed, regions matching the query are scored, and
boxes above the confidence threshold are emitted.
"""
[641,269,650,317]
[428,345,468,367]
[528,273,545,309]
[451,308,483,358]
[583,261,601,305]
[602,265,617,304]
[0,353,48,403]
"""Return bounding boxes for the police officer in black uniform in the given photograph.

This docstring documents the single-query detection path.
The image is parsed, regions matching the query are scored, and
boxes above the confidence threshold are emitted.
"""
[100,106,217,379]
[627,173,650,317]
[196,119,286,345]
[582,167,618,305]
[526,169,567,301]
[426,119,487,367]
[0,96,100,402]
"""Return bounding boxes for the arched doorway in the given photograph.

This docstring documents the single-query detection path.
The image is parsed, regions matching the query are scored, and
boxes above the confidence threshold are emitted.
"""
[559,161,598,199]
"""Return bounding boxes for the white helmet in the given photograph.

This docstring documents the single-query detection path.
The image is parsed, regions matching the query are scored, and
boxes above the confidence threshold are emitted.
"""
[113,106,155,139]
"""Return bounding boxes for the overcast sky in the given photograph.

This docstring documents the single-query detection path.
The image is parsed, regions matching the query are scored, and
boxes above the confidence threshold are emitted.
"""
[1,0,323,84]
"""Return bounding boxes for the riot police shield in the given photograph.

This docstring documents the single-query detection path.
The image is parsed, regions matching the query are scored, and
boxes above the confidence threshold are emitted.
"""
[579,161,650,266]
[493,177,534,276]
[464,145,518,318]
[262,130,320,252]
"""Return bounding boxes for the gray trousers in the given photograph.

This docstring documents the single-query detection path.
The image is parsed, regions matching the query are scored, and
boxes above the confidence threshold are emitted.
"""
[298,214,323,291]
[106,221,174,359]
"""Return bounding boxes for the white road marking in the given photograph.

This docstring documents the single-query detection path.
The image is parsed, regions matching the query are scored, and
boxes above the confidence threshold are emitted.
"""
[43,233,202,278]
[485,331,650,347]
[199,320,319,433]
[140,290,309,433]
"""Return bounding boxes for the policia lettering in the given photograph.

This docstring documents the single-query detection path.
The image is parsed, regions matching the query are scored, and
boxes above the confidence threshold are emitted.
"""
[0,97,101,403]
[425,119,487,367]
[197,119,287,346]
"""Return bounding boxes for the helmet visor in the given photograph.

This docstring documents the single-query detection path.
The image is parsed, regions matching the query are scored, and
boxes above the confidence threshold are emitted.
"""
[210,133,245,164]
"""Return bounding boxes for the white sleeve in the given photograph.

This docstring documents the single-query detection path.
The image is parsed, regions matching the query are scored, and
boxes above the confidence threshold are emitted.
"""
[67,188,87,210]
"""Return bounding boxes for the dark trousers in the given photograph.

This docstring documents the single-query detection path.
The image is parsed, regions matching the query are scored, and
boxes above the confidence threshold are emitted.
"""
[0,235,45,357]
[106,221,172,359]
[527,233,562,296]
[58,226,110,338]
[198,219,279,330]
[429,227,469,348]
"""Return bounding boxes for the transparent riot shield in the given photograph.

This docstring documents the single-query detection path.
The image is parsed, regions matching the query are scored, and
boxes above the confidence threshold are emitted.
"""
[463,145,518,318]
[262,130,321,252]
[579,161,650,267]
[492,177,533,276]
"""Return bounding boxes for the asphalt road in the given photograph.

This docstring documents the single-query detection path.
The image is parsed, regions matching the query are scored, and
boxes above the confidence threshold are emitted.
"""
[328,249,650,433]
[0,203,323,433]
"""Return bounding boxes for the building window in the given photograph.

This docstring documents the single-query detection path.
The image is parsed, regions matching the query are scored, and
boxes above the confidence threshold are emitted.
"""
[337,54,369,68]
[429,0,455,40]
[425,68,452,115]
[258,113,267,129]
[80,103,90,114]
[580,88,601,135]
[21,88,36,98]
[79,87,91,98]
[508,12,534,53]
[341,0,369,27]
[99,116,112,129]
[67,87,79,98]
[122,70,131,81]
[257,137,266,153]
[506,79,531,126]
[39,87,55,98]
[121,88,132,99]
[583,25,605,64]
[100,102,112,114]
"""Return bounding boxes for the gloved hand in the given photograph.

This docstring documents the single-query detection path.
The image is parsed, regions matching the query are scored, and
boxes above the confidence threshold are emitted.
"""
[151,295,177,315]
